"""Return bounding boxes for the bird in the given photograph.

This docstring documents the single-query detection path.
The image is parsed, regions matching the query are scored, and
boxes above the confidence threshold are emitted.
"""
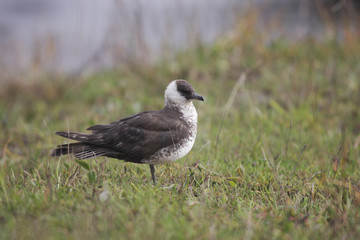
[51,79,204,183]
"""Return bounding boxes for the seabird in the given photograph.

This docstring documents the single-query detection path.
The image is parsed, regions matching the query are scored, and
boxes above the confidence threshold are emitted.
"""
[51,80,204,183]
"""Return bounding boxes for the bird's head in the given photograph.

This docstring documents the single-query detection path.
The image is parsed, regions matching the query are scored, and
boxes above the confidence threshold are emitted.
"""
[164,80,204,107]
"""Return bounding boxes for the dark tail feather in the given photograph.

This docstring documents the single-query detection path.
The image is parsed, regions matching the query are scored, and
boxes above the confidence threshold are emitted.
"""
[55,131,90,141]
[51,143,110,160]
[51,142,83,156]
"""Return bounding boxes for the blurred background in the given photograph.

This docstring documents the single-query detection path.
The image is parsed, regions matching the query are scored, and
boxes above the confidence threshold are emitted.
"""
[0,0,359,81]
[1,2,360,238]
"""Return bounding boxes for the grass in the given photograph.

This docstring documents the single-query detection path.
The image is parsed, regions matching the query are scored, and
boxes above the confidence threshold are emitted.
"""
[1,28,360,239]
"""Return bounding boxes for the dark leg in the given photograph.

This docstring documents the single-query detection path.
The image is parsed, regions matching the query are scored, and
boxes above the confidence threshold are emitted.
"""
[149,165,156,184]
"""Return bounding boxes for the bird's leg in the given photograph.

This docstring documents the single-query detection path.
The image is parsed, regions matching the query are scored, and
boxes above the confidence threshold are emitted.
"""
[149,165,156,184]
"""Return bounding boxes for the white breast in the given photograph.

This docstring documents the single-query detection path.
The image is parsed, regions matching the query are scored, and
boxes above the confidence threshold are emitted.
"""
[148,102,198,165]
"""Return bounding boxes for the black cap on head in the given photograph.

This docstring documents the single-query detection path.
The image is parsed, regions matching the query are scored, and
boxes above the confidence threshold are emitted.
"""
[176,80,204,102]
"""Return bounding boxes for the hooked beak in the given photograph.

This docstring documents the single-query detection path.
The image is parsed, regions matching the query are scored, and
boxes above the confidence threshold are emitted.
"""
[191,92,205,102]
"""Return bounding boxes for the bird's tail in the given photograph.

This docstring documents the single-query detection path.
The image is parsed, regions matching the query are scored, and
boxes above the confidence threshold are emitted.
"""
[55,131,90,141]
[52,131,119,160]
[51,142,85,157]
[51,142,110,160]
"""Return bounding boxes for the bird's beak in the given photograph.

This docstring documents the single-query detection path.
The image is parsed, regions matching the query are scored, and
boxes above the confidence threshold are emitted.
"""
[192,93,205,102]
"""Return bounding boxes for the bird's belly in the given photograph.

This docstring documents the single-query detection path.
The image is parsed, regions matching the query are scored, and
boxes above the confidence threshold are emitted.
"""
[146,135,196,165]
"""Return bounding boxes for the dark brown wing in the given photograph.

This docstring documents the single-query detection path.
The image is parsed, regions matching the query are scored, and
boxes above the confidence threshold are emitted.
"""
[81,108,189,163]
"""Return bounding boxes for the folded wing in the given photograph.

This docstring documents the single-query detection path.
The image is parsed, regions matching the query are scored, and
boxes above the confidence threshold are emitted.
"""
[52,108,189,163]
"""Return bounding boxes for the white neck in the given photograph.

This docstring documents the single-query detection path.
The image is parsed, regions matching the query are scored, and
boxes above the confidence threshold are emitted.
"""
[179,102,198,126]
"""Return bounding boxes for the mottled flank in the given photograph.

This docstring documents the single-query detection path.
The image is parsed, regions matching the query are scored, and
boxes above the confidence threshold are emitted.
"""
[146,103,198,165]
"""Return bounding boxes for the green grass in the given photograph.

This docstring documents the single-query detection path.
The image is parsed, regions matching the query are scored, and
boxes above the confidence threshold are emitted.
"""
[1,32,360,239]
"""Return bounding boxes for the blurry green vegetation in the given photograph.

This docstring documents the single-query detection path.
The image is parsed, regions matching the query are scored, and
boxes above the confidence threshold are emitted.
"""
[1,27,360,239]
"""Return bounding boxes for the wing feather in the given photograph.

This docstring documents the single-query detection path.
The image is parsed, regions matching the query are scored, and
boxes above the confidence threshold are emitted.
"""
[76,108,189,162]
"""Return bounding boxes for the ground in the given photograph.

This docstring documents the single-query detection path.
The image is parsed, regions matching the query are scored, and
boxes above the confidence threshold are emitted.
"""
[1,29,360,239]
